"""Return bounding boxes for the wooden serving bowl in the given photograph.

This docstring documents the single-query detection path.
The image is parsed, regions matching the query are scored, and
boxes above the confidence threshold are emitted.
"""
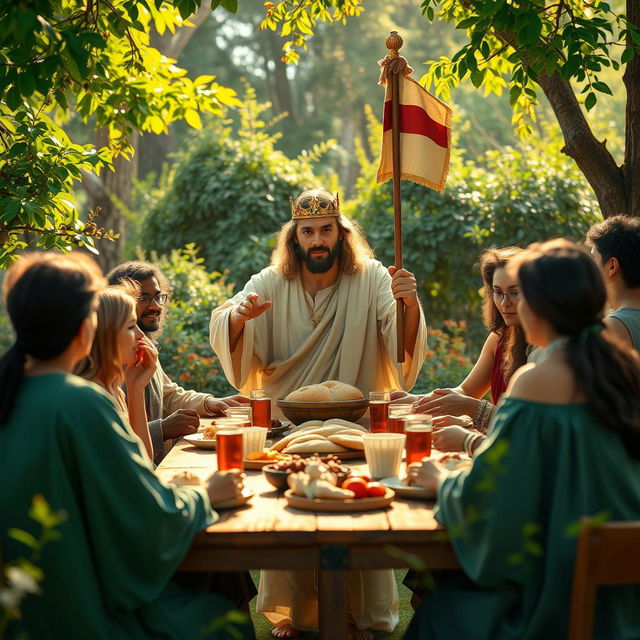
[262,464,350,493]
[276,398,368,425]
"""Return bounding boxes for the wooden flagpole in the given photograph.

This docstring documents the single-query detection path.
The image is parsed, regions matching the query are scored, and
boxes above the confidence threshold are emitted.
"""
[386,31,405,363]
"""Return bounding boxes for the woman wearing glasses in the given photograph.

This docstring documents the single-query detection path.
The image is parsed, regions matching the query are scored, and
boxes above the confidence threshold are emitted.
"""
[412,247,529,454]
[76,283,158,458]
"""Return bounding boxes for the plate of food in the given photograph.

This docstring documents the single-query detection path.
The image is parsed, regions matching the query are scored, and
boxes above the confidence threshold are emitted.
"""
[436,452,472,471]
[284,488,394,512]
[283,459,394,511]
[184,430,216,450]
[380,476,435,500]
[211,489,255,510]
[262,454,351,491]
[244,450,292,470]
[268,419,290,436]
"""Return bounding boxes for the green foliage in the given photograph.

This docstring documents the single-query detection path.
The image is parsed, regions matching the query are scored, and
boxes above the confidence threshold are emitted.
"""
[0,104,114,261]
[140,89,332,289]
[146,244,237,397]
[1,495,66,635]
[0,0,240,266]
[351,108,600,325]
[261,1,364,64]
[418,0,636,136]
[413,321,475,394]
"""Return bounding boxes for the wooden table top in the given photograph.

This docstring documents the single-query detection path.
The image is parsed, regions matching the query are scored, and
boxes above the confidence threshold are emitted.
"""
[157,437,459,571]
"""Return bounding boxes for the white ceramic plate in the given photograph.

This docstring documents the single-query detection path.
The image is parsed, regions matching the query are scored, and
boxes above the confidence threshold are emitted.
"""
[184,433,216,450]
[380,476,435,500]
[211,489,254,510]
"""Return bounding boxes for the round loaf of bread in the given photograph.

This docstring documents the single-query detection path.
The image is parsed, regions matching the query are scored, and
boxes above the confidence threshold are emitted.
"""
[285,381,364,402]
[321,380,364,401]
[285,384,333,402]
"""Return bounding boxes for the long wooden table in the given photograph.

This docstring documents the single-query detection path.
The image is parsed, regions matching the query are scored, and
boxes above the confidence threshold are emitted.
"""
[157,437,460,639]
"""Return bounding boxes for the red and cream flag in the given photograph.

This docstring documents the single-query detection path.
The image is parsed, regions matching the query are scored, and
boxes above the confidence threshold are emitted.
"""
[377,76,452,193]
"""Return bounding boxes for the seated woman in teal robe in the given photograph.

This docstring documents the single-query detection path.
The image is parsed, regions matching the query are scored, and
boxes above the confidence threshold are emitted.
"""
[0,253,253,640]
[406,240,640,640]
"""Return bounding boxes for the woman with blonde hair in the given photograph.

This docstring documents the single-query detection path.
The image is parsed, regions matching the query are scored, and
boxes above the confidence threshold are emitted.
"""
[76,283,158,458]
[0,252,251,639]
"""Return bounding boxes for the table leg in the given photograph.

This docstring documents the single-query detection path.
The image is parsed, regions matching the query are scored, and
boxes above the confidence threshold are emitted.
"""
[318,569,349,640]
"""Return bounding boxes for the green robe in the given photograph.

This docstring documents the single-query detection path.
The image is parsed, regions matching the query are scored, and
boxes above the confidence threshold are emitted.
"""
[405,397,640,640]
[0,374,252,639]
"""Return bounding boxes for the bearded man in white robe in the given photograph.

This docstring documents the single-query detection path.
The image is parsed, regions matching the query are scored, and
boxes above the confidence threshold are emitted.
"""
[209,190,427,404]
[209,189,428,640]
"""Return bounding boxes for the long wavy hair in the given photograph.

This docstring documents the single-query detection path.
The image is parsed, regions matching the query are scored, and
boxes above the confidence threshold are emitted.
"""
[478,246,527,386]
[75,282,139,396]
[0,253,104,425]
[271,213,374,280]
[517,240,640,458]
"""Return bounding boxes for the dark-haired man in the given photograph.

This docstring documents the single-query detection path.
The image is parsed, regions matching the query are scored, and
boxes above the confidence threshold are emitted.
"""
[108,261,249,464]
[586,215,640,350]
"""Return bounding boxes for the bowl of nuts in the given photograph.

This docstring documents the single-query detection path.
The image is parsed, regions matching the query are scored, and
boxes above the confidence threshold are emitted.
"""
[262,454,350,492]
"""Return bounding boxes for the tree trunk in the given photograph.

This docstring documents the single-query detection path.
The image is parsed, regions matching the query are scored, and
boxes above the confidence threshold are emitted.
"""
[265,30,295,123]
[86,128,138,272]
[495,27,629,219]
[536,70,627,218]
[623,0,640,218]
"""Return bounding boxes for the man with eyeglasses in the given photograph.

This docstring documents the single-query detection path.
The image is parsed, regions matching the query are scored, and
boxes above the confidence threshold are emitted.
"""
[108,261,249,465]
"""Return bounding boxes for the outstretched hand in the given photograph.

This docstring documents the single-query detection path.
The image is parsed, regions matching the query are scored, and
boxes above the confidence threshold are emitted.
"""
[231,293,272,323]
[388,266,419,308]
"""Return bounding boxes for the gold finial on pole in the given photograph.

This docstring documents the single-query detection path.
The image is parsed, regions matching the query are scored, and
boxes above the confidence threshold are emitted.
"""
[385,31,403,58]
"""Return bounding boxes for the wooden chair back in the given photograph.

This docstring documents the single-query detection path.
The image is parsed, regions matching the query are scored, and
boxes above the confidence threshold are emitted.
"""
[568,521,640,640]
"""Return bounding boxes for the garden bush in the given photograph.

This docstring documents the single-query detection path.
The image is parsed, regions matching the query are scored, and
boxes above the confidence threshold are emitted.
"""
[349,111,601,338]
[140,89,332,291]
[146,244,237,397]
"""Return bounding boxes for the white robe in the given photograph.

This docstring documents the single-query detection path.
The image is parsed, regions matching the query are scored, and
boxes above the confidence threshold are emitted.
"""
[209,259,428,401]
[209,259,427,632]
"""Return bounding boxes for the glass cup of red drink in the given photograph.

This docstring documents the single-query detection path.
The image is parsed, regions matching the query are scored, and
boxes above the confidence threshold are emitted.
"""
[404,414,433,464]
[225,406,253,427]
[250,389,271,428]
[216,427,244,471]
[369,391,391,433]
[387,403,413,434]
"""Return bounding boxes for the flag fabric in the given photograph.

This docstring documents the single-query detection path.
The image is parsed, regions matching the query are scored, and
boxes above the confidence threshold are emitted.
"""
[377,75,452,193]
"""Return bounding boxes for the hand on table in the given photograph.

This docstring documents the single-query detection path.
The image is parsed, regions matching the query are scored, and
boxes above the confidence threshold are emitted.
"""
[407,460,446,493]
[221,394,251,407]
[161,409,200,439]
[388,266,419,308]
[207,470,245,504]
[432,425,472,452]
[389,390,419,405]
[231,293,272,323]
[414,388,477,417]
[203,397,229,416]
[432,415,473,429]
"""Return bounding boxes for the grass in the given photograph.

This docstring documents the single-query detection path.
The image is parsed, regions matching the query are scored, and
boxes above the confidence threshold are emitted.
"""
[248,570,413,638]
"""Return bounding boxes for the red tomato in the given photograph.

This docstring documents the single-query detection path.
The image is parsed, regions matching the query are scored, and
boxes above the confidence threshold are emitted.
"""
[366,482,386,498]
[341,477,368,499]
[349,472,372,483]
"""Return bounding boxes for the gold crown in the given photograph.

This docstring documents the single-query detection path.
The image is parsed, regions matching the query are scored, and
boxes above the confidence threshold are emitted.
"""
[290,191,340,219]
